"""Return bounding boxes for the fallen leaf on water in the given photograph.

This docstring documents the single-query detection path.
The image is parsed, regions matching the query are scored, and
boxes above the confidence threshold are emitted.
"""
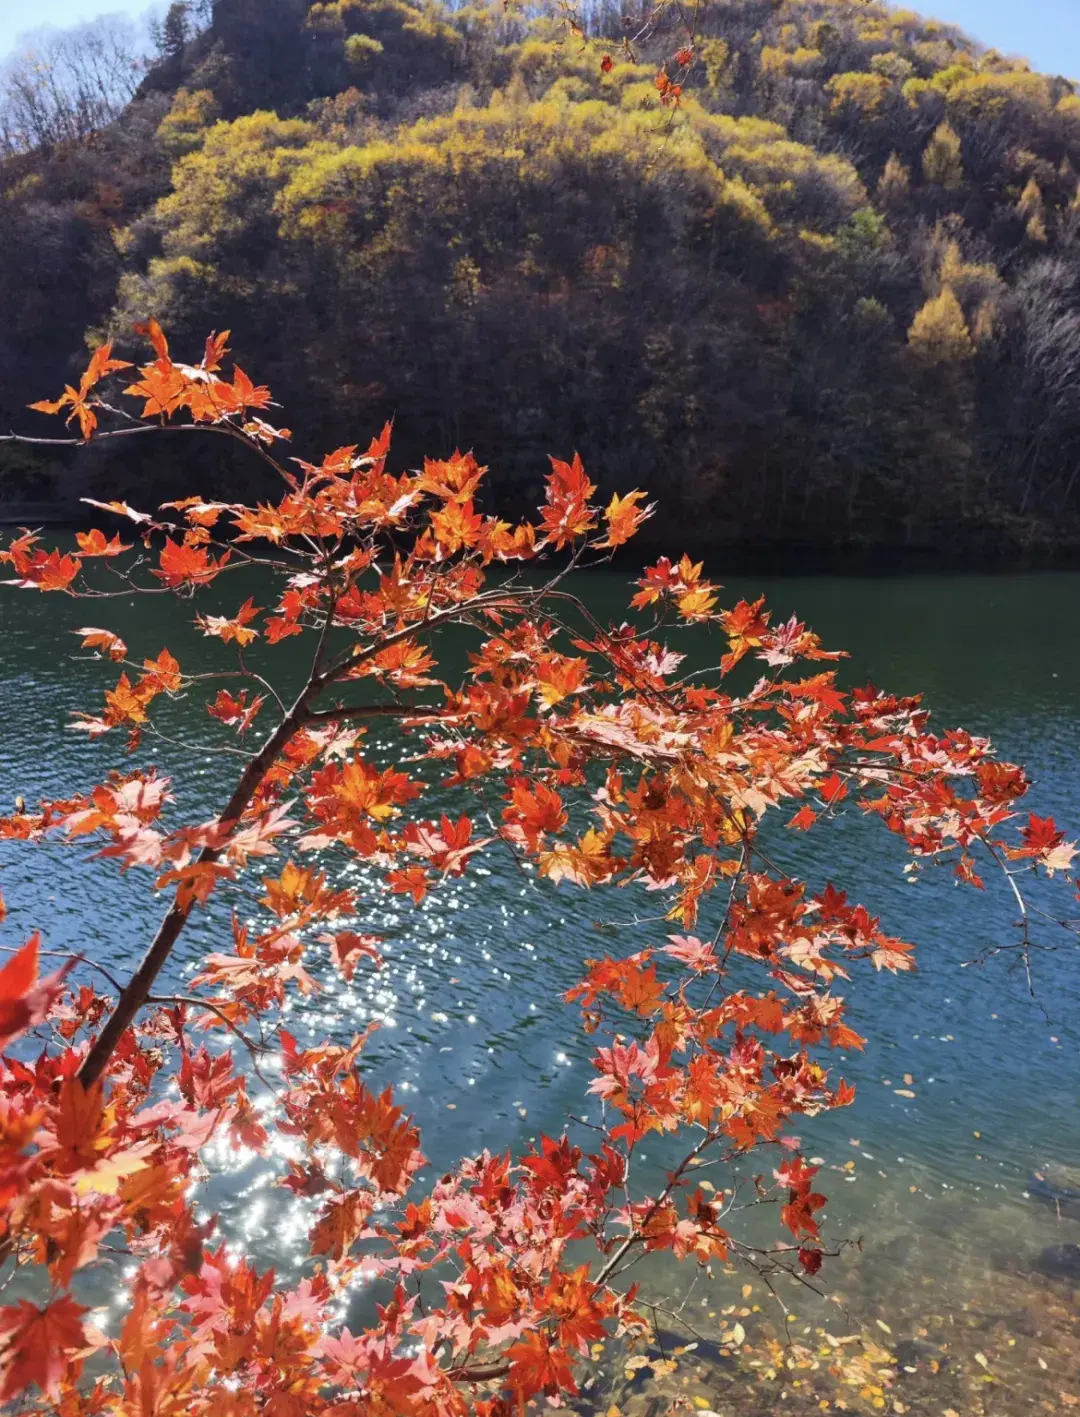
[903,1073,913,1085]
[973,1352,988,1369]
[894,1088,916,1098]
[875,1320,892,1334]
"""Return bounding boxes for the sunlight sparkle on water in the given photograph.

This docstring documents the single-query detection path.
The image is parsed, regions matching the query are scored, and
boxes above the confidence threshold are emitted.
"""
[5,563,1080,1408]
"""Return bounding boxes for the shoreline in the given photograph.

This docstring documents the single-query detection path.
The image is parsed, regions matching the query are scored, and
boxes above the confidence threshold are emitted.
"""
[3,501,1078,575]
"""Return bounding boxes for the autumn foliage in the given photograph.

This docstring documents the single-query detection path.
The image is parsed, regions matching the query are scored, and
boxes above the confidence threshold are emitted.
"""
[0,327,1074,1414]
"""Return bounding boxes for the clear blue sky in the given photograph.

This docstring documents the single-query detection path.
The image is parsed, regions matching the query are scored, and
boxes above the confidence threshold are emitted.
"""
[936,0,1078,78]
[1,0,1077,78]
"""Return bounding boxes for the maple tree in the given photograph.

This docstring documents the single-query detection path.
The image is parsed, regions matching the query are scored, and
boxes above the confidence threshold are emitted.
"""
[0,325,1076,1415]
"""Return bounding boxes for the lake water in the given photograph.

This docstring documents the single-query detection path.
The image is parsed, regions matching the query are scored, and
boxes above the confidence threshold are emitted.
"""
[2,566,1079,1414]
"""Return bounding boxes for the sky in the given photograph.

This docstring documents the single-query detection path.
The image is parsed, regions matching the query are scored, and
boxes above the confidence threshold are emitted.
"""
[0,0,1077,77]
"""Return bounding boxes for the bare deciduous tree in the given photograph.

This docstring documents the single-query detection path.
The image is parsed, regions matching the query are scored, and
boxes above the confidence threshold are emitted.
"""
[0,14,147,153]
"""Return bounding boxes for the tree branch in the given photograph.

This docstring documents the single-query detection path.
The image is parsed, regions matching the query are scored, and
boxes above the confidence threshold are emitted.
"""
[77,685,318,1087]
[2,417,295,487]
[306,702,443,724]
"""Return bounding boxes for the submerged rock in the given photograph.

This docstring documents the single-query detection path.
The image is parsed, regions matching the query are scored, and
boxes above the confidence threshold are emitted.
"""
[893,1336,941,1370]
[1035,1243,1080,1281]
[1026,1164,1080,1218]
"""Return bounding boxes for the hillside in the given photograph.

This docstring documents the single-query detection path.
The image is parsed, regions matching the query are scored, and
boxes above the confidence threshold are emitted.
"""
[2,0,1080,560]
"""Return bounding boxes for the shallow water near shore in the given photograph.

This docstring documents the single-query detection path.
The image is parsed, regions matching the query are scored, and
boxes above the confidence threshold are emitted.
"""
[1,564,1079,1413]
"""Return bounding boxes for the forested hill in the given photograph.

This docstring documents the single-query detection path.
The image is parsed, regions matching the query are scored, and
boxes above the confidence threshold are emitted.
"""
[2,0,1080,561]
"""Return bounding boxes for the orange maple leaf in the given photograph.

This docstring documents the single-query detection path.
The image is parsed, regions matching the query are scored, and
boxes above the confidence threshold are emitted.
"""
[135,318,170,361]
[719,596,769,672]
[74,628,127,661]
[540,453,597,549]
[101,672,154,727]
[229,365,272,411]
[0,1295,92,1402]
[47,1078,111,1173]
[81,498,154,524]
[142,649,183,693]
[156,861,235,909]
[207,688,264,734]
[197,595,261,646]
[503,780,568,846]
[123,359,189,419]
[820,773,848,805]
[75,529,132,557]
[388,866,429,904]
[202,329,230,371]
[324,931,384,980]
[2,546,81,592]
[28,341,131,439]
[309,1190,373,1261]
[595,489,653,549]
[506,1330,577,1400]
[154,538,231,587]
[431,499,484,553]
[541,1265,609,1353]
[787,673,847,717]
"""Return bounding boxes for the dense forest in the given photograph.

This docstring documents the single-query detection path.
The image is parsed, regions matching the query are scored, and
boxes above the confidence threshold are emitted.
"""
[2,0,1080,560]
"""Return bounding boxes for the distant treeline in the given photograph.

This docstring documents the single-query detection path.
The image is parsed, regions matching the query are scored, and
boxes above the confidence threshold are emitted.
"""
[3,0,1080,560]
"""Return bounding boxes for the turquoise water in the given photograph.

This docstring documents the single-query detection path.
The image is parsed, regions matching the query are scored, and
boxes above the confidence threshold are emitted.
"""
[2,567,1079,1408]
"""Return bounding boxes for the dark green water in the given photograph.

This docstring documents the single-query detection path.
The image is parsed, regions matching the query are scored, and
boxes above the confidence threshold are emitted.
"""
[2,567,1079,1405]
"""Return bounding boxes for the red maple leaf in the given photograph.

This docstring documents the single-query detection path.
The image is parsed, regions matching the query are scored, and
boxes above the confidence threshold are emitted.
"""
[0,1295,92,1401]
[0,934,72,1052]
[154,539,231,587]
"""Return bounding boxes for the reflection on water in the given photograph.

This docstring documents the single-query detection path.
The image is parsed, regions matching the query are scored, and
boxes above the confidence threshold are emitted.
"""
[1,566,1079,1412]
